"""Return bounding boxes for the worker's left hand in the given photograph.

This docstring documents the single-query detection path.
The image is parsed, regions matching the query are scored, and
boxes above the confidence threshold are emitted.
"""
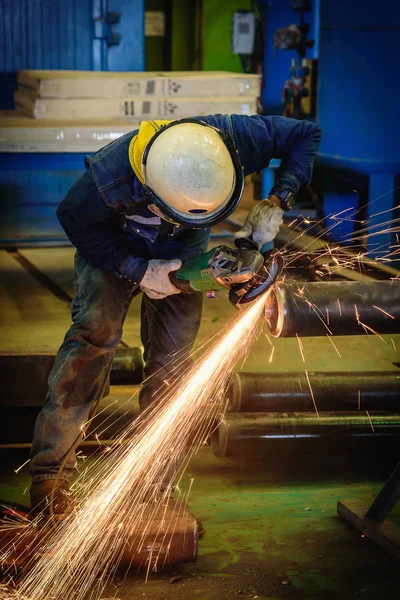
[234,199,284,250]
[140,259,182,300]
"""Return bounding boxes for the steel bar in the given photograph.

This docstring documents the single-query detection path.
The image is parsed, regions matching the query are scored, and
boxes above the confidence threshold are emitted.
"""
[365,461,400,522]
[265,281,400,337]
[337,499,400,561]
[211,412,400,458]
[228,371,400,413]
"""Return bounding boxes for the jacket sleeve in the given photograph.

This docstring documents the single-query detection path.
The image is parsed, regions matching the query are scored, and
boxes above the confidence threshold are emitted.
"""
[229,114,321,194]
[56,169,147,283]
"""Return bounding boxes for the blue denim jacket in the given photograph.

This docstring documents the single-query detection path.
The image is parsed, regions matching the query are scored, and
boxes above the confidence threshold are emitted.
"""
[57,114,321,283]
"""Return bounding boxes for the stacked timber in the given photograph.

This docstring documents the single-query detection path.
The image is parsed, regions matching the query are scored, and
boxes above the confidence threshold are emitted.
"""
[14,69,259,120]
[3,70,260,152]
[0,112,140,153]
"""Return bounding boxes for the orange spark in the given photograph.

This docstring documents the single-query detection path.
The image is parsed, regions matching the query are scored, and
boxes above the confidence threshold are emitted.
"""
[14,458,30,474]
[3,293,269,600]
[296,334,305,362]
[264,332,273,347]
[305,370,319,418]
[326,334,342,358]
[354,304,360,323]
[372,305,395,319]
[359,322,386,342]
[269,347,275,363]
[366,410,374,432]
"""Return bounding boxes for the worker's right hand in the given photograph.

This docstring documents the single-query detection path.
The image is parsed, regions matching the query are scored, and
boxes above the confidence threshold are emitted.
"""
[140,259,182,300]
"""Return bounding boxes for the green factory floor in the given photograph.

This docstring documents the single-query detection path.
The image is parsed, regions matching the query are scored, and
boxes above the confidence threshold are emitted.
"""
[1,247,400,598]
[1,449,399,599]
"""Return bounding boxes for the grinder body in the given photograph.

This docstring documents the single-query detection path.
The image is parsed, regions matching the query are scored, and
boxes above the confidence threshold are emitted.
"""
[169,244,264,297]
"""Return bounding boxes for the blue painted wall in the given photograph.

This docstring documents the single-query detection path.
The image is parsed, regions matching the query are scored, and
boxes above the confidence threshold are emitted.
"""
[318,0,400,166]
[0,154,86,245]
[0,0,145,108]
[317,0,400,257]
[0,0,93,71]
[0,0,144,245]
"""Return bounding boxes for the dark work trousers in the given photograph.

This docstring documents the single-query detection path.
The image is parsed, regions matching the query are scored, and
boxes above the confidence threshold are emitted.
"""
[29,250,204,484]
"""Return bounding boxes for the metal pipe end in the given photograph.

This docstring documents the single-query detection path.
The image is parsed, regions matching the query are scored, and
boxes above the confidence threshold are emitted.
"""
[264,286,284,338]
[210,416,229,458]
[227,372,242,412]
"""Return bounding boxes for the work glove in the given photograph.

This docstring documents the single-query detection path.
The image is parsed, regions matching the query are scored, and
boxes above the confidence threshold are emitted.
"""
[234,199,284,250]
[140,259,182,300]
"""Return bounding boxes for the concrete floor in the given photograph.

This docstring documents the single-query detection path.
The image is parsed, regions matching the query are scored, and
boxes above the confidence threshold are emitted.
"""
[1,246,400,599]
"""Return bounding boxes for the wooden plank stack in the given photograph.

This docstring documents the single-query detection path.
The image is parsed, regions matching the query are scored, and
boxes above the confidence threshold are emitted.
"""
[1,70,260,152]
[0,112,140,153]
[14,70,260,121]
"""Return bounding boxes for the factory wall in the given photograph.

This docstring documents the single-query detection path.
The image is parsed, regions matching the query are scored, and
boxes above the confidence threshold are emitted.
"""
[0,0,145,245]
[1,0,399,253]
[0,0,93,108]
[202,0,252,72]
[318,0,400,165]
[260,0,319,116]
[317,0,400,252]
[0,0,145,109]
[171,0,204,71]
[260,0,399,253]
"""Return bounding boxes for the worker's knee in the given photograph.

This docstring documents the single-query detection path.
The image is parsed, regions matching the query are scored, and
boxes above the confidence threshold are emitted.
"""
[70,308,123,350]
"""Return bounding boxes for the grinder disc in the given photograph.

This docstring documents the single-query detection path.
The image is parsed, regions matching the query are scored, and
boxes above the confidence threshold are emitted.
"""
[229,254,284,306]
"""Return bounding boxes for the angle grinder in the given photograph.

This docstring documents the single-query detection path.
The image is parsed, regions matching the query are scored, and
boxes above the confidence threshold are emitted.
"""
[169,238,284,307]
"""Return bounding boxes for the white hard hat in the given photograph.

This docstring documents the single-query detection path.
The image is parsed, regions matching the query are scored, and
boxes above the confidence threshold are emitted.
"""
[142,119,244,227]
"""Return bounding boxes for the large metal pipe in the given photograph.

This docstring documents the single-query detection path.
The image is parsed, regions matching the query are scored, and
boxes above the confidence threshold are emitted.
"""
[211,412,400,458]
[228,372,400,413]
[264,281,400,337]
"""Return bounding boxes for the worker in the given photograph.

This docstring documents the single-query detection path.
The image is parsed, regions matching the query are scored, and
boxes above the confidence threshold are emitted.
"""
[29,115,321,522]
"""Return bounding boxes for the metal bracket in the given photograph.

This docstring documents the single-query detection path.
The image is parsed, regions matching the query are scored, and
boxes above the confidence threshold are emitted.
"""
[93,11,121,46]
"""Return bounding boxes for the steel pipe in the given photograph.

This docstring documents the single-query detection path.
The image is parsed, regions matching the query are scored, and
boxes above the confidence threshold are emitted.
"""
[228,371,400,413]
[264,281,400,337]
[211,412,400,458]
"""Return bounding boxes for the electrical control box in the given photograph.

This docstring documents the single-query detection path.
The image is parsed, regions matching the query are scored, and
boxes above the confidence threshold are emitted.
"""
[232,11,256,55]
